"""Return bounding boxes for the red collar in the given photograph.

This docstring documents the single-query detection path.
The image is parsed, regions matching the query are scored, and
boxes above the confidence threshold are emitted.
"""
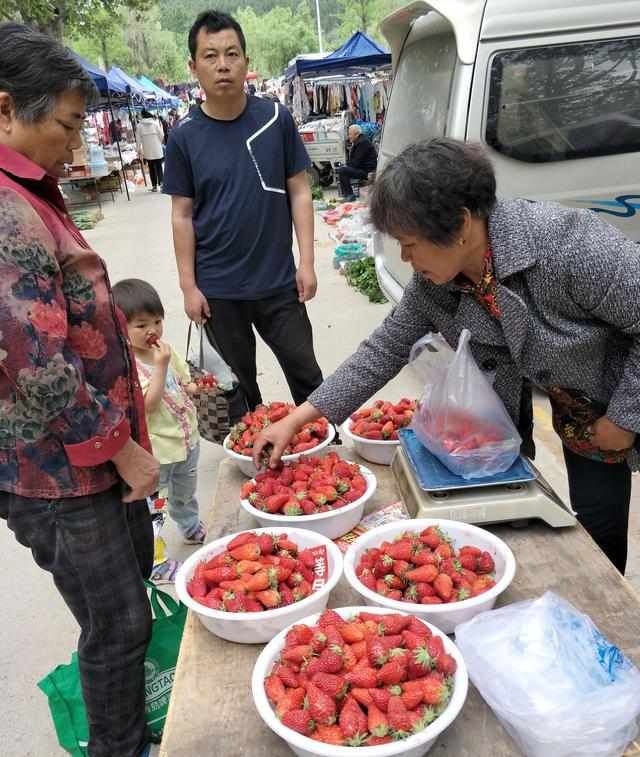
[0,143,47,181]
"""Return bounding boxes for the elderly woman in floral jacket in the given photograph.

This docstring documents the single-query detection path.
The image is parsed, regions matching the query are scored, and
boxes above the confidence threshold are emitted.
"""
[256,137,640,575]
[0,23,158,757]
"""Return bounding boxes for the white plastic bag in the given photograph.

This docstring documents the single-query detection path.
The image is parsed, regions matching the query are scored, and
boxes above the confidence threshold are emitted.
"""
[187,323,235,391]
[409,329,521,479]
[455,592,640,757]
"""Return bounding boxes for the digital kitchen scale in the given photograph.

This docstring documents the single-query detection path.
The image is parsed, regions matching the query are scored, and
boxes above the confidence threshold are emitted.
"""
[393,429,577,528]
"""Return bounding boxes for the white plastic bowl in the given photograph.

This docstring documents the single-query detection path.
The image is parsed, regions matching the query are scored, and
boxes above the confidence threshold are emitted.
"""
[343,519,516,635]
[342,417,400,466]
[252,606,468,757]
[223,424,336,478]
[175,527,343,643]
[240,464,377,540]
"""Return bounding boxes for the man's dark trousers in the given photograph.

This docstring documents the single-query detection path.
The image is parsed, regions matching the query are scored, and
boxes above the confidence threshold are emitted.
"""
[337,165,368,197]
[205,288,323,415]
[0,485,154,757]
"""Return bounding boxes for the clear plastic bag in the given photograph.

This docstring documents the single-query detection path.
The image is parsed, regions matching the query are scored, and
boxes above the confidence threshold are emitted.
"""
[409,329,521,479]
[455,592,640,757]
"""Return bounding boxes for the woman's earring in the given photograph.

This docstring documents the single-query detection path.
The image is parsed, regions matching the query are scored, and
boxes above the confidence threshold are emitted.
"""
[459,238,465,246]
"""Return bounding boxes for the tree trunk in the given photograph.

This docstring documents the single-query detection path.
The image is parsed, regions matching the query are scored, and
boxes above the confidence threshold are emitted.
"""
[100,34,111,71]
[39,4,66,40]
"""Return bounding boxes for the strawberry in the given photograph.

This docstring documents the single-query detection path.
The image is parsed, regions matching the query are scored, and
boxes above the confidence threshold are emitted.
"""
[306,682,336,725]
[401,686,425,710]
[312,724,344,746]
[282,708,315,736]
[278,582,295,606]
[364,690,390,715]
[306,645,344,676]
[227,531,257,550]
[312,672,347,699]
[203,565,237,584]
[310,629,327,653]
[408,645,434,679]
[339,696,367,741]
[264,674,286,704]
[401,630,429,650]
[422,676,449,706]
[421,595,444,604]
[243,570,270,592]
[367,638,389,668]
[406,616,432,638]
[374,613,412,635]
[367,703,389,737]
[255,589,281,608]
[292,580,312,602]
[263,494,290,513]
[351,687,373,707]
[392,560,411,578]
[459,552,478,571]
[273,663,299,689]
[275,687,306,718]
[419,526,442,549]
[471,575,496,596]
[427,634,445,660]
[318,609,344,628]
[435,542,453,560]
[282,644,313,664]
[405,564,438,583]
[342,644,358,672]
[387,695,412,734]
[339,623,365,644]
[376,654,408,686]
[477,551,495,574]
[368,735,394,745]
[344,667,377,688]
[383,574,404,590]
[386,539,414,561]
[436,653,457,675]
[229,542,261,561]
[350,640,367,660]
[412,549,438,566]
[433,573,454,601]
[359,572,377,592]
[286,624,313,647]
[297,548,317,568]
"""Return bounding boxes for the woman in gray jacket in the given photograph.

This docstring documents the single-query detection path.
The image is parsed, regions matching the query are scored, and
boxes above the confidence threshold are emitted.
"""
[254,138,639,574]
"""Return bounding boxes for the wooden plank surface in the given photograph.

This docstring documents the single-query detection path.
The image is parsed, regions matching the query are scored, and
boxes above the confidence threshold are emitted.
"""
[160,455,640,757]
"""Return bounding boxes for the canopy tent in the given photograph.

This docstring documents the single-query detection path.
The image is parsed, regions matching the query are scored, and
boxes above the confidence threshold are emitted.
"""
[285,32,391,79]
[108,66,153,102]
[71,52,127,97]
[137,75,180,108]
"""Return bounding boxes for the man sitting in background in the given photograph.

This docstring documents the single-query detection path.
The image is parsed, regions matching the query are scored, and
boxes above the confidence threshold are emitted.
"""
[336,124,378,201]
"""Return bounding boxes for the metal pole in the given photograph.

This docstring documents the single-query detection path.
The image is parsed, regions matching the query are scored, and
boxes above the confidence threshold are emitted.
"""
[315,0,323,54]
[107,91,130,201]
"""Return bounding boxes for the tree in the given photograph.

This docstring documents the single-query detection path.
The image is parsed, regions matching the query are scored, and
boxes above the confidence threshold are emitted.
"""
[0,0,153,40]
[330,0,405,46]
[236,3,317,77]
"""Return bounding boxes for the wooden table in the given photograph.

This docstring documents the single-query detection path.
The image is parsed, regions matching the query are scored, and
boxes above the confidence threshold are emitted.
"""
[161,455,640,757]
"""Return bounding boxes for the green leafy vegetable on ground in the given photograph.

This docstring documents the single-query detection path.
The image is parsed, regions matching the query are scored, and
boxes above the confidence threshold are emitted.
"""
[344,257,387,303]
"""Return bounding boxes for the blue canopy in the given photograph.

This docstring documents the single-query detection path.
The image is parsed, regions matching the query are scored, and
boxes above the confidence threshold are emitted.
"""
[108,66,153,102]
[71,51,127,96]
[137,75,180,108]
[285,32,391,79]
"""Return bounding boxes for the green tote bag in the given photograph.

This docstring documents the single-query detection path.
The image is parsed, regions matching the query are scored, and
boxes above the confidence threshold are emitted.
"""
[37,582,187,756]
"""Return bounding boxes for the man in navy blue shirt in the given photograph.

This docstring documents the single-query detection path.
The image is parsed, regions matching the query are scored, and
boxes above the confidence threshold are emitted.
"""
[164,10,322,414]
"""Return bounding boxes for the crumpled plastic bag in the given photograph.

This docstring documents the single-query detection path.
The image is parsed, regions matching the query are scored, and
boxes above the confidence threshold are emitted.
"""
[409,329,521,479]
[455,592,640,757]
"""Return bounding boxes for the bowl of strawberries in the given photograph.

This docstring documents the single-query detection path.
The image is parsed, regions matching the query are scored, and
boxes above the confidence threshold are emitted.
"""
[223,402,336,477]
[252,606,468,757]
[175,527,344,643]
[342,399,416,466]
[239,452,377,540]
[343,519,516,634]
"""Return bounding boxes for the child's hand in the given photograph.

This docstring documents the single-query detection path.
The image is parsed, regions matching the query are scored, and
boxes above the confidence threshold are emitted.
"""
[185,381,198,396]
[152,340,172,367]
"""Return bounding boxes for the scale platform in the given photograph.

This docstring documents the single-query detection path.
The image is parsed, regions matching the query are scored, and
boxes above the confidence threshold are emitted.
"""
[392,430,577,528]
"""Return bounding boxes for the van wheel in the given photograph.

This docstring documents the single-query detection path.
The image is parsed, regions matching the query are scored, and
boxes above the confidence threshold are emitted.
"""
[307,166,321,187]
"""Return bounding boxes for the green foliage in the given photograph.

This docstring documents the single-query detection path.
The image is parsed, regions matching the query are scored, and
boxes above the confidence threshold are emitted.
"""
[345,257,387,303]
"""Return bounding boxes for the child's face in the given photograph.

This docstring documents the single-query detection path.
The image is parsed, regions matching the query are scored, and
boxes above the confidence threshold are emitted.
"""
[128,311,164,352]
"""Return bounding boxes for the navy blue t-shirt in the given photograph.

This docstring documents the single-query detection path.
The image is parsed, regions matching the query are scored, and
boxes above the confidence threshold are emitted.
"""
[163,97,311,300]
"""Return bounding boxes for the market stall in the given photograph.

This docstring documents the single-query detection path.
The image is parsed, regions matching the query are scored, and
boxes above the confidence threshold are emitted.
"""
[160,452,640,756]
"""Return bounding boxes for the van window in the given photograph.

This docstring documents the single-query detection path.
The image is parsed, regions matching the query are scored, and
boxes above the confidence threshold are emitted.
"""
[486,37,640,163]
[382,27,457,157]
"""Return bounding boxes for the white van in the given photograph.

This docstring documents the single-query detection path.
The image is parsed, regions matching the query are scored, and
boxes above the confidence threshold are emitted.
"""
[375,0,640,302]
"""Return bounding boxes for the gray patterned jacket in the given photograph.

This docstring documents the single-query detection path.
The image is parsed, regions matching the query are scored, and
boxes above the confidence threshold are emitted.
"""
[309,199,640,467]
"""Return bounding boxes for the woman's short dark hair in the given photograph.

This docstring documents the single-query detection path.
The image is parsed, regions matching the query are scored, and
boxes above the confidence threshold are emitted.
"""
[370,138,497,246]
[188,10,247,59]
[112,279,164,321]
[0,22,97,123]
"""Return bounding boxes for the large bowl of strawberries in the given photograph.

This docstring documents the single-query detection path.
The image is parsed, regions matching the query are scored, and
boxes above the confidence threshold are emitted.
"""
[342,399,416,466]
[252,606,468,757]
[175,527,344,643]
[223,402,336,477]
[343,519,516,634]
[239,452,377,540]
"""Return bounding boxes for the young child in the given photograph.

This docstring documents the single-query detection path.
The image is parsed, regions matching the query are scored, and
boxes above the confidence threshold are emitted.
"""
[112,279,207,549]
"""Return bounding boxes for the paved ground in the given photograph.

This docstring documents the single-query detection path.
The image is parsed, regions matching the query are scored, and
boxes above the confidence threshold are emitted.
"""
[2,186,639,756]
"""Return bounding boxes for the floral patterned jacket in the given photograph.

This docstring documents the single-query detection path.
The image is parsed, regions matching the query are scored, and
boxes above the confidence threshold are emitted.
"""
[0,145,150,499]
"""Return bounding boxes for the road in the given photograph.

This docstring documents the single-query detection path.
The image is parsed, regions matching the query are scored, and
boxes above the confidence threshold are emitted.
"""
[1,187,638,756]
